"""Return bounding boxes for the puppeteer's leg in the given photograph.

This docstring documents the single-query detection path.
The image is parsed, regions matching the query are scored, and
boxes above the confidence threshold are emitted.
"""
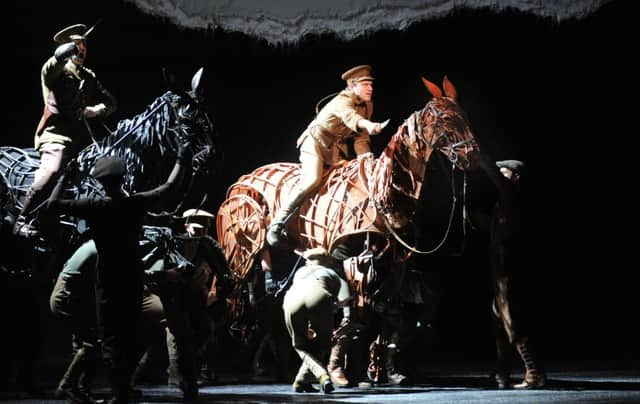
[493,308,511,388]
[327,337,350,387]
[492,279,512,389]
[55,344,98,404]
[514,338,546,389]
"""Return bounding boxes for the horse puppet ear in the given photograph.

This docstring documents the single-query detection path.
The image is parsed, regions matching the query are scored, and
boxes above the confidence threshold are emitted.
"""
[190,67,204,98]
[442,75,457,100]
[422,77,443,98]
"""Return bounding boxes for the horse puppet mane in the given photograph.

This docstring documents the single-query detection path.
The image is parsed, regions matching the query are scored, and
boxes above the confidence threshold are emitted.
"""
[75,91,182,194]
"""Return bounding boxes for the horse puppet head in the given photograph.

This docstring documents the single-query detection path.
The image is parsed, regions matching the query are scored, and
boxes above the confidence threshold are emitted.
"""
[372,76,480,229]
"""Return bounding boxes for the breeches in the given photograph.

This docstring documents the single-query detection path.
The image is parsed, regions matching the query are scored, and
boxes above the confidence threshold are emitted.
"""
[33,142,68,191]
[140,288,165,338]
[283,283,335,381]
[492,275,520,344]
[161,277,210,383]
[50,274,98,345]
[291,135,327,200]
[283,283,334,352]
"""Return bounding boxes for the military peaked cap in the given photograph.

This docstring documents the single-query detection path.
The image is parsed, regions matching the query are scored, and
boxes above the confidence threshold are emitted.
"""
[53,24,88,44]
[341,65,374,83]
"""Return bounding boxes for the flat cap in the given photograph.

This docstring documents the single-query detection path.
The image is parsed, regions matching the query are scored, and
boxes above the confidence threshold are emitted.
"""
[53,24,88,44]
[182,208,215,219]
[341,65,374,83]
[182,208,215,228]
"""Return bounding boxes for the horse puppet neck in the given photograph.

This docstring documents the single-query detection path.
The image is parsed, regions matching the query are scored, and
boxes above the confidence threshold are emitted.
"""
[369,109,432,230]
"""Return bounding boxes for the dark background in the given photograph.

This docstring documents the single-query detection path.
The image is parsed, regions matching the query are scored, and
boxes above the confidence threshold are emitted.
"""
[6,0,639,370]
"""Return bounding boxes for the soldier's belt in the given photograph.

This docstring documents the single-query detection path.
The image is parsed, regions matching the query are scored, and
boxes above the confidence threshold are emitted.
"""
[309,125,335,150]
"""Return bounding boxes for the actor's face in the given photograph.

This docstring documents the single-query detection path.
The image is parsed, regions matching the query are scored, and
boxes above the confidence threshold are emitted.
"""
[500,167,520,183]
[72,38,87,65]
[351,80,373,102]
[185,223,208,237]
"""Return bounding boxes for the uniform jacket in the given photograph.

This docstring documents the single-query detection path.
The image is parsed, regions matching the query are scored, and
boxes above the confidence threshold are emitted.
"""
[297,88,372,164]
[35,56,117,149]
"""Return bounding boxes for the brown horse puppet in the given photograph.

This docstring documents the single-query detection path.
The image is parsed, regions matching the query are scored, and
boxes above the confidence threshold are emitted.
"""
[217,77,479,341]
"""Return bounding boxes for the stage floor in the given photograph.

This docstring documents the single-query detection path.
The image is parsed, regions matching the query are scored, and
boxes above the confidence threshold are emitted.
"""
[3,367,639,403]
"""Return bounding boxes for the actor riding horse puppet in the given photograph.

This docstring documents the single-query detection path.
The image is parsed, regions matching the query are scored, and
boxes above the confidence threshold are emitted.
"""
[216,73,479,382]
[0,66,218,276]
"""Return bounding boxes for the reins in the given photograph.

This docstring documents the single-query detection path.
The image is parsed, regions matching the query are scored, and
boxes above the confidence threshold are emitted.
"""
[378,105,472,255]
[379,158,462,255]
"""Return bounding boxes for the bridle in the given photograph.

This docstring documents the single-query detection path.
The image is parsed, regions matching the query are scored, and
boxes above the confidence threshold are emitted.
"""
[380,101,474,255]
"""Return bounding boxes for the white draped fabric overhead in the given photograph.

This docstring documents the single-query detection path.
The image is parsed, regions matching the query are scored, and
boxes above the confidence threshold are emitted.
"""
[125,0,611,44]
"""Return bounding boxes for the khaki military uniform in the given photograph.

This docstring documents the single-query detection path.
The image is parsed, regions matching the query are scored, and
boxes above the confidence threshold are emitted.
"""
[479,157,545,389]
[272,89,372,230]
[32,56,116,192]
[14,24,118,236]
[163,233,229,396]
[297,88,372,165]
[49,240,165,399]
[283,262,351,386]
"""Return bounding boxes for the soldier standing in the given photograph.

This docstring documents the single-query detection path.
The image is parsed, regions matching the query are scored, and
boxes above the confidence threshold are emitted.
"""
[47,144,191,404]
[50,240,166,403]
[477,156,547,389]
[163,208,231,397]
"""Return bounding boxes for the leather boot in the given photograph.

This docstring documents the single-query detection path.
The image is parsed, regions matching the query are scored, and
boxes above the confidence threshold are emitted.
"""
[367,336,386,384]
[167,328,199,400]
[166,329,181,387]
[327,338,350,387]
[55,346,96,404]
[319,374,334,394]
[176,348,199,400]
[77,343,101,403]
[266,187,308,247]
[385,345,407,385]
[107,372,131,404]
[514,339,546,389]
[131,348,162,386]
[292,381,319,393]
[12,188,41,238]
[494,337,510,389]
